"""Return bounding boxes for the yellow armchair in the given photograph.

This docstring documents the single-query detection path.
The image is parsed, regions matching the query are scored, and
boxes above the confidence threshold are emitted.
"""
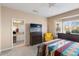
[44,32,54,42]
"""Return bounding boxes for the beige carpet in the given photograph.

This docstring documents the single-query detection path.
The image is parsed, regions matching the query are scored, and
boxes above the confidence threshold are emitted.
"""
[0,44,38,56]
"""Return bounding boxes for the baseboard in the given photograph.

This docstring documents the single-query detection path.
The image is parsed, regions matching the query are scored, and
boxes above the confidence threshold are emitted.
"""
[0,49,1,53]
[0,43,25,53]
[1,47,13,52]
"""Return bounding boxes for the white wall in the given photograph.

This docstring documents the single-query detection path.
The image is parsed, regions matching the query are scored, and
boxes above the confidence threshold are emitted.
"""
[18,24,24,33]
[0,5,1,52]
[1,6,47,51]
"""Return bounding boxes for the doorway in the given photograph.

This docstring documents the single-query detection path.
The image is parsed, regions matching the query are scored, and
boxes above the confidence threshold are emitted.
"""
[12,19,25,47]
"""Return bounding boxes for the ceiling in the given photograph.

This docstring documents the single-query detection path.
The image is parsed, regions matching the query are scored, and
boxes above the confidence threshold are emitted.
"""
[1,3,79,17]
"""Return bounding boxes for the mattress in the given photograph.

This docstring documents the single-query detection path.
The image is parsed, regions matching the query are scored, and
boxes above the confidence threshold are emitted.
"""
[46,39,79,56]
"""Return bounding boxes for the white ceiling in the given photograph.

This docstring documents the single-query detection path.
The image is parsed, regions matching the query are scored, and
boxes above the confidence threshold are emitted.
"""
[1,3,79,17]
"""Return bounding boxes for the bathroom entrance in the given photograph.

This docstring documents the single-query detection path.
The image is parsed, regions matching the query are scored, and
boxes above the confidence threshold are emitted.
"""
[12,19,25,47]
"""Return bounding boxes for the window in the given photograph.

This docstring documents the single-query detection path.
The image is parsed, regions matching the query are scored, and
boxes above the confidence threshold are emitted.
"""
[63,20,79,34]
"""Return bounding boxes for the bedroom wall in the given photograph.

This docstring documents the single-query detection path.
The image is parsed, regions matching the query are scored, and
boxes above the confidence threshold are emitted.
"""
[1,6,47,51]
[47,8,79,36]
[0,5,1,52]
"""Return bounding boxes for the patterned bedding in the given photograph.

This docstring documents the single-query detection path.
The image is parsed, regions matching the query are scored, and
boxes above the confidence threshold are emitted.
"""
[45,39,79,56]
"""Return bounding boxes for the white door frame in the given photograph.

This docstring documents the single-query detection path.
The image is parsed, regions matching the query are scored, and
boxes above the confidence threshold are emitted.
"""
[12,18,25,48]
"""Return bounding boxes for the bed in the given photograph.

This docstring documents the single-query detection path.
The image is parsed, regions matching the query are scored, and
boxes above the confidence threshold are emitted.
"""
[45,39,79,56]
[37,33,79,56]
